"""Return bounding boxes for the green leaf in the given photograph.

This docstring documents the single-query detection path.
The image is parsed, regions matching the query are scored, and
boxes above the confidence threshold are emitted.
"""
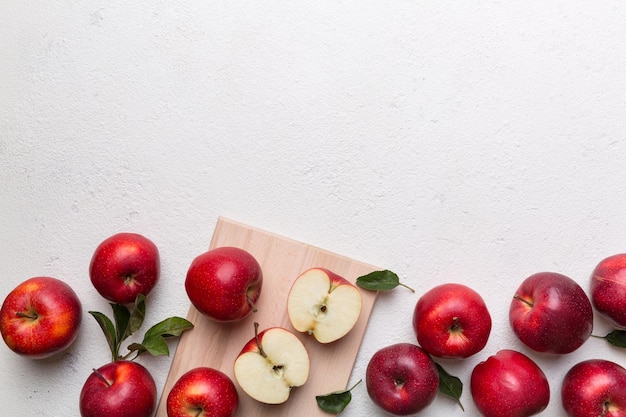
[129,317,194,358]
[604,330,626,348]
[356,270,415,292]
[89,311,118,362]
[127,294,146,336]
[111,303,131,344]
[144,316,194,340]
[127,336,170,357]
[436,363,464,411]
[316,380,361,414]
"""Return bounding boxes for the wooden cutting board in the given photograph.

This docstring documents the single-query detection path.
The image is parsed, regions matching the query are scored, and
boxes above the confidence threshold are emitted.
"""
[154,217,379,417]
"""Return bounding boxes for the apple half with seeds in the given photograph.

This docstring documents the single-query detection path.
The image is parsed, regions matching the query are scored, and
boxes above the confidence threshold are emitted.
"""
[234,323,310,404]
[287,268,362,344]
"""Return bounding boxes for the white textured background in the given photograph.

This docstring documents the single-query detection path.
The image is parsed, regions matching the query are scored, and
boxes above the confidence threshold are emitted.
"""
[2,1,626,416]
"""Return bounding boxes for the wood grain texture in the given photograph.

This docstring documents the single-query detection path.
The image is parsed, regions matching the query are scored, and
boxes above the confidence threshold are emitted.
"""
[154,217,379,417]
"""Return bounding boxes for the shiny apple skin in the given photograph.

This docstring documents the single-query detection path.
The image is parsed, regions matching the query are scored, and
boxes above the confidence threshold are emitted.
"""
[185,246,262,322]
[590,253,626,328]
[89,232,160,304]
[509,272,593,354]
[366,343,439,416]
[167,367,239,417]
[413,283,492,358]
[562,359,626,417]
[471,349,550,417]
[0,276,82,358]
[79,360,157,417]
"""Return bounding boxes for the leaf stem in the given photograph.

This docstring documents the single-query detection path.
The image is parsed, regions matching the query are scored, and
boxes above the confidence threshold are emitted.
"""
[347,379,362,391]
[399,282,415,292]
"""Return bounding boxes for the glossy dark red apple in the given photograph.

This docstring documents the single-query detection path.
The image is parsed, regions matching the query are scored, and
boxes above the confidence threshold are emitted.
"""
[562,359,626,417]
[509,272,593,354]
[590,253,626,328]
[413,283,491,358]
[365,343,439,415]
[471,349,550,417]
[89,232,160,304]
[167,367,239,417]
[0,276,82,358]
[185,246,262,322]
[79,360,157,417]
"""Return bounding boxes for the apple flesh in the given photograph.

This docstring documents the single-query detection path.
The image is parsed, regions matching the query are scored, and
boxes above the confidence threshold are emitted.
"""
[509,272,593,354]
[562,359,626,417]
[233,324,309,404]
[0,276,82,359]
[365,342,439,415]
[412,283,491,358]
[471,349,550,417]
[185,246,262,322]
[89,232,160,304]
[287,268,362,343]
[167,367,239,417]
[79,360,157,417]
[590,253,626,328]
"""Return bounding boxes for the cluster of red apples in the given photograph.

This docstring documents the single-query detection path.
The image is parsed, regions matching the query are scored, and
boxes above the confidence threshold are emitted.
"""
[0,232,365,417]
[3,229,626,417]
[366,255,626,417]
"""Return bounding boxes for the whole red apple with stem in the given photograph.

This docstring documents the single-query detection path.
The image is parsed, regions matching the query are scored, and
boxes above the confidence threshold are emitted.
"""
[89,232,160,304]
[509,272,593,354]
[590,253,626,328]
[562,359,626,417]
[366,342,439,415]
[185,246,263,322]
[471,349,550,417]
[0,276,82,358]
[413,283,492,358]
[81,295,193,417]
[167,367,239,417]
[80,360,157,417]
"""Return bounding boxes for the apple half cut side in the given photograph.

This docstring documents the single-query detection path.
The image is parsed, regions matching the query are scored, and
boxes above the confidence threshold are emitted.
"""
[287,268,362,344]
[234,324,310,404]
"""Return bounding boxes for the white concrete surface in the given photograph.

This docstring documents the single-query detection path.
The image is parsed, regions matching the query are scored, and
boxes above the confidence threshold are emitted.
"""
[2,1,626,416]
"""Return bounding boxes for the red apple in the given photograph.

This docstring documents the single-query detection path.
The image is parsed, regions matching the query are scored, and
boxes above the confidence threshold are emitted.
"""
[89,232,160,304]
[509,272,593,354]
[234,324,309,404]
[590,253,626,328]
[287,267,362,343]
[167,367,239,417]
[471,349,550,417]
[79,360,157,417]
[412,283,491,358]
[0,276,82,358]
[185,246,262,322]
[365,342,439,416]
[562,359,626,417]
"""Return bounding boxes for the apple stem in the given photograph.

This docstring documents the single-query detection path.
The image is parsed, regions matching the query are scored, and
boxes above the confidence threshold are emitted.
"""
[247,295,258,313]
[399,282,415,293]
[253,322,267,358]
[16,311,38,320]
[513,294,534,307]
[91,368,112,388]
[450,317,461,331]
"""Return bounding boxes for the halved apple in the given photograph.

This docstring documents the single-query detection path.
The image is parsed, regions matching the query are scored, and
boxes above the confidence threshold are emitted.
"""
[233,323,309,404]
[287,268,362,344]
